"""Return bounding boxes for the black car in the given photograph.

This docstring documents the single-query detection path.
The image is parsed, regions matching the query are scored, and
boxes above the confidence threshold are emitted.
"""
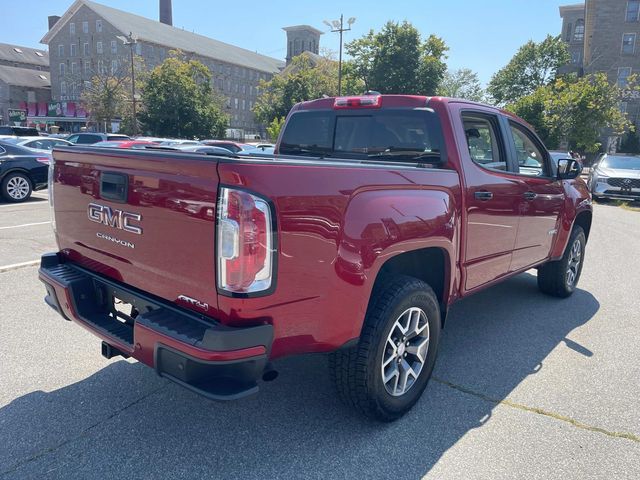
[0,141,49,202]
[0,125,42,136]
[66,133,131,145]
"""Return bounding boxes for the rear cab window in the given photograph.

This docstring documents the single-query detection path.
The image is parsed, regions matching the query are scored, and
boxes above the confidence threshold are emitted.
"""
[279,109,445,164]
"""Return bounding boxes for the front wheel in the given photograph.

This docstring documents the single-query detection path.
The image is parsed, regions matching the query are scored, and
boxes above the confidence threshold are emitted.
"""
[537,226,586,298]
[329,275,441,421]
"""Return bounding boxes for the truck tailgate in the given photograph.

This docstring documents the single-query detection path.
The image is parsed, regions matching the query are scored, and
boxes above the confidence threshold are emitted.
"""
[51,147,220,317]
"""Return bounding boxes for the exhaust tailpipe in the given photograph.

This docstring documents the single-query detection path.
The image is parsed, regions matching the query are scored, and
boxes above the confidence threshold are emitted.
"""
[262,362,278,382]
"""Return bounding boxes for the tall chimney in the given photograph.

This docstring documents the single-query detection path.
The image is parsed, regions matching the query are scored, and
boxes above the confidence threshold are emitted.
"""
[48,15,61,30]
[159,0,172,26]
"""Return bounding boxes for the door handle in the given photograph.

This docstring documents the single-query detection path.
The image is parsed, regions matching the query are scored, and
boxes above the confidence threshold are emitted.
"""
[474,191,493,201]
[523,191,537,201]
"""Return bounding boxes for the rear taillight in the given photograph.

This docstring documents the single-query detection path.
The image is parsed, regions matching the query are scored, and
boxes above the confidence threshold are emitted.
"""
[48,157,56,233]
[333,95,382,109]
[217,187,274,294]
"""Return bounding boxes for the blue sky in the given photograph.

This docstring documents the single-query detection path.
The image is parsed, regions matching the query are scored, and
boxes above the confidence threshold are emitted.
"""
[5,0,571,85]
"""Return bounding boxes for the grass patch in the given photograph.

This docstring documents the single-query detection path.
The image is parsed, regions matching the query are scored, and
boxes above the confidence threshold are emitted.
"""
[611,200,640,212]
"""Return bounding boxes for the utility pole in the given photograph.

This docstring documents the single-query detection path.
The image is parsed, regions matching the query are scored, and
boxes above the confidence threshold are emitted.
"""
[118,33,138,136]
[323,15,356,96]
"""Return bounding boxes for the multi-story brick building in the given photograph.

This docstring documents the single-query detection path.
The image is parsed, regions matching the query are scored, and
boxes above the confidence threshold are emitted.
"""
[560,0,640,130]
[0,43,51,127]
[41,0,293,136]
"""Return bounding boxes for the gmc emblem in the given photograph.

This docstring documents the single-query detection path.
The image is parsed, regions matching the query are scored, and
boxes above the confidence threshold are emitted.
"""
[87,203,142,235]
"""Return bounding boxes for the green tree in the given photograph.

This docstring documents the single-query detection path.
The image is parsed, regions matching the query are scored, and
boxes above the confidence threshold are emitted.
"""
[81,72,130,132]
[345,21,448,95]
[437,68,486,102]
[507,86,557,147]
[545,73,633,152]
[488,35,569,105]
[266,116,285,142]
[253,54,362,126]
[507,73,634,152]
[140,53,228,138]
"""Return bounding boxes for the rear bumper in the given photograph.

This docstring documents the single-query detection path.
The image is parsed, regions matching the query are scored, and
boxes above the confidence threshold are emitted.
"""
[39,253,273,400]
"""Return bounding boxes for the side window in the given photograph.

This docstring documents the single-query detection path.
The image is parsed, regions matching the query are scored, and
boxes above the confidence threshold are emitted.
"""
[67,135,79,144]
[509,122,549,177]
[462,114,507,171]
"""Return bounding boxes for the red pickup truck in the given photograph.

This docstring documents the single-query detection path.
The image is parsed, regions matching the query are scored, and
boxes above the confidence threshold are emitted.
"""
[40,95,592,421]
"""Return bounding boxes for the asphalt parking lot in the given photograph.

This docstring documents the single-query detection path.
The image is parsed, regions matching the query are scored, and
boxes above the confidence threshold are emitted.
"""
[0,194,638,479]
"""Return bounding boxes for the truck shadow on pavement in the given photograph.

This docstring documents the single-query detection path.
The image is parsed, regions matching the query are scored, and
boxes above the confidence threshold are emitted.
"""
[0,272,600,479]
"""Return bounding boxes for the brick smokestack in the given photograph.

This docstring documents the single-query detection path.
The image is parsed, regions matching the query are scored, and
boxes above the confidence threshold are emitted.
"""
[159,0,172,26]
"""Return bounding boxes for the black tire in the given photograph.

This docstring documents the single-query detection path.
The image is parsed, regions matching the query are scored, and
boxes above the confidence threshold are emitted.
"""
[537,225,586,298]
[1,172,32,203]
[329,275,441,421]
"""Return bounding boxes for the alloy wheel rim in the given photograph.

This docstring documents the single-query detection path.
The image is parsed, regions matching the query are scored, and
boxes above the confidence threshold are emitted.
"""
[566,238,582,287]
[6,176,29,200]
[381,307,430,397]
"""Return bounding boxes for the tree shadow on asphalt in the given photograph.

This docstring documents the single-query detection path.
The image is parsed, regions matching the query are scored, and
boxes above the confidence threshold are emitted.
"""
[0,272,600,479]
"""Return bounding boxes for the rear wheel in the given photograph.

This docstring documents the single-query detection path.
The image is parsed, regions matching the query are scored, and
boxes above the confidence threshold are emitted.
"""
[1,172,32,203]
[329,275,441,421]
[537,226,586,298]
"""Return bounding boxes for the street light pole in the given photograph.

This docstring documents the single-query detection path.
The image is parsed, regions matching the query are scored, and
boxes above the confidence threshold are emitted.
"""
[323,15,356,96]
[118,32,138,136]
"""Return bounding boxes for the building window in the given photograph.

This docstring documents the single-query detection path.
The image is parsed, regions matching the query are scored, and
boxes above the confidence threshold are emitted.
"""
[565,22,573,42]
[234,98,239,109]
[98,59,104,74]
[135,43,142,55]
[622,33,636,54]
[242,99,246,110]
[71,62,77,74]
[620,101,628,114]
[149,45,154,56]
[58,44,64,56]
[70,43,76,56]
[84,80,92,89]
[618,67,632,87]
[96,41,103,54]
[60,81,67,95]
[82,21,89,33]
[627,1,640,22]
[70,23,75,35]
[96,19,102,32]
[59,63,65,75]
[571,50,582,64]
[83,43,89,55]
[84,60,90,75]
[111,40,117,54]
[573,19,584,41]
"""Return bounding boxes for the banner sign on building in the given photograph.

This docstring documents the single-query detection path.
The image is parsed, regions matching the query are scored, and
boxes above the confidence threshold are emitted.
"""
[8,109,27,123]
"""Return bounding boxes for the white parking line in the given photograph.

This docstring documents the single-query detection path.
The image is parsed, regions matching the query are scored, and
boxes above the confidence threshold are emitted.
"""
[0,259,39,273]
[0,201,48,209]
[0,221,51,230]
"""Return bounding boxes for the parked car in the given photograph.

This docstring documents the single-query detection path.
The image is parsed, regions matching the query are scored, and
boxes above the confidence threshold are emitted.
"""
[156,139,201,147]
[200,140,252,153]
[8,137,73,154]
[0,141,49,202]
[66,133,131,145]
[237,145,275,157]
[587,153,640,201]
[40,94,591,420]
[93,140,157,149]
[0,125,42,137]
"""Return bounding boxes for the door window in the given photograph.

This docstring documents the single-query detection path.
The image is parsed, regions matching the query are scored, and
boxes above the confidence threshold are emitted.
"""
[509,122,550,177]
[462,114,507,171]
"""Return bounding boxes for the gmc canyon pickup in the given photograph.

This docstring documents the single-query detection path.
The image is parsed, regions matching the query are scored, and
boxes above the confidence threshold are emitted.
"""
[40,95,592,421]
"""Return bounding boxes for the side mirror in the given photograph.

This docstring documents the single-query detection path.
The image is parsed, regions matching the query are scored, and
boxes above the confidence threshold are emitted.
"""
[557,158,582,180]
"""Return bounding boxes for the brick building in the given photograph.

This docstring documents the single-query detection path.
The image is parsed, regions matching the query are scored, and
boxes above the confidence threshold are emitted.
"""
[41,0,292,136]
[560,1,640,131]
[0,43,51,127]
